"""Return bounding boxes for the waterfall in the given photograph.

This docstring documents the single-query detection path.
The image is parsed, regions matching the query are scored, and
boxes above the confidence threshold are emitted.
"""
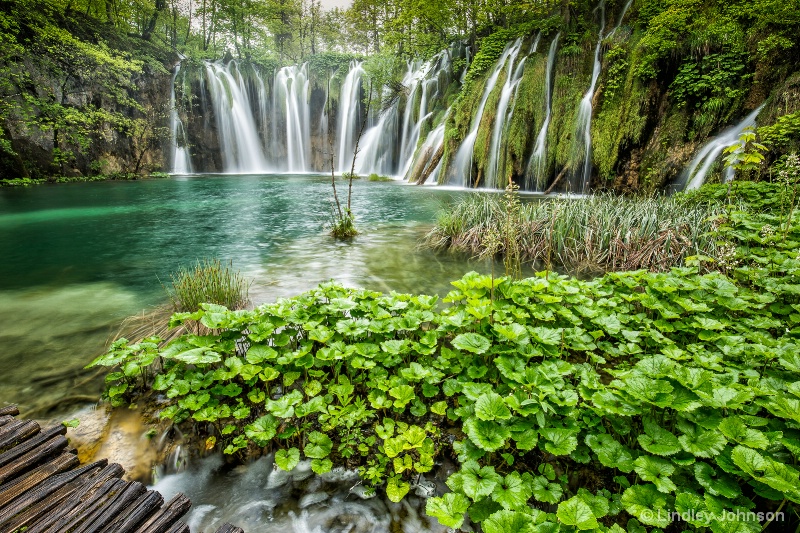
[570,1,606,193]
[448,39,522,187]
[253,69,270,155]
[406,122,446,184]
[337,61,364,172]
[526,33,560,191]
[169,65,193,174]
[355,50,452,177]
[204,61,269,173]
[274,65,311,172]
[609,0,634,37]
[682,105,764,190]
[485,36,534,189]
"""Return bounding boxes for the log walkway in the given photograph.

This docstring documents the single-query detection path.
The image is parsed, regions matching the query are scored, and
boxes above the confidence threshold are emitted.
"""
[0,405,243,533]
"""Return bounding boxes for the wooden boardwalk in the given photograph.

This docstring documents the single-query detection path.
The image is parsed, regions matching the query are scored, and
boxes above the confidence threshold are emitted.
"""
[0,405,243,533]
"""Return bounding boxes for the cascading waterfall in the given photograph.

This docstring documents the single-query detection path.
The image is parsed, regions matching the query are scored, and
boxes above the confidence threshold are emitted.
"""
[204,61,269,173]
[354,88,400,175]
[448,39,522,187]
[169,64,193,174]
[570,1,606,193]
[337,61,364,172]
[526,33,560,190]
[274,65,312,172]
[682,105,764,190]
[484,36,534,189]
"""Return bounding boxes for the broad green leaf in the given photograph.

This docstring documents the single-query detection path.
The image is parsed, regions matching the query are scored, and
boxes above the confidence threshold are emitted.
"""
[244,415,278,446]
[464,418,510,452]
[557,496,598,530]
[475,393,512,421]
[426,493,470,529]
[304,431,333,459]
[621,484,669,528]
[483,510,536,533]
[452,333,491,354]
[491,471,532,510]
[275,448,300,471]
[386,475,410,502]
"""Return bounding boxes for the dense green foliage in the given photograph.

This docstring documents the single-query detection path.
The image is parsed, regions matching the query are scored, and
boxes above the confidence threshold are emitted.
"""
[93,183,800,531]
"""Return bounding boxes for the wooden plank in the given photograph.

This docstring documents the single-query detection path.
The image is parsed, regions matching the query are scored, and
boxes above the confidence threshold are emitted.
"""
[48,478,127,533]
[73,481,147,533]
[0,452,78,506]
[0,466,101,533]
[0,424,67,469]
[0,417,13,428]
[22,461,120,533]
[98,490,164,533]
[215,524,245,533]
[135,493,192,533]
[0,406,18,417]
[0,460,105,530]
[0,420,39,450]
[164,523,190,533]
[0,435,68,483]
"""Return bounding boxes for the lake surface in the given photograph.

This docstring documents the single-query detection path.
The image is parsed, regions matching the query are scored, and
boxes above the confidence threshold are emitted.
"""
[0,174,499,414]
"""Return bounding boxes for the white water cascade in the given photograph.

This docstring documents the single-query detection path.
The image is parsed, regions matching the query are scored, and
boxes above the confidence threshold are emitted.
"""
[274,65,312,172]
[570,1,606,193]
[484,36,535,189]
[683,105,764,190]
[336,61,364,172]
[204,61,269,173]
[449,39,523,187]
[526,33,560,190]
[169,64,193,174]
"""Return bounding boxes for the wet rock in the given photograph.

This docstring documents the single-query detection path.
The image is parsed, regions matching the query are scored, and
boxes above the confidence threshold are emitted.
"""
[299,491,330,509]
[267,466,292,489]
[349,483,377,499]
[414,478,437,498]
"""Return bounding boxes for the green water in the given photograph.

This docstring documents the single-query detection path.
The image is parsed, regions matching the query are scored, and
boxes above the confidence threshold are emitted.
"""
[0,174,495,414]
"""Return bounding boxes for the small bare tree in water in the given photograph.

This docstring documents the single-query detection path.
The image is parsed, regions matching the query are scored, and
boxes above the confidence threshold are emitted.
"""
[328,54,402,239]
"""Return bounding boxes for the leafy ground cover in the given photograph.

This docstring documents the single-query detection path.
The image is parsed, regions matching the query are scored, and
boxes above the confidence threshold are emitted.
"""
[92,185,800,532]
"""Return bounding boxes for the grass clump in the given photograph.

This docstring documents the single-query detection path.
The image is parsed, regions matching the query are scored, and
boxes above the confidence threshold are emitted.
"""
[328,208,358,238]
[367,173,392,181]
[166,258,250,312]
[426,193,724,274]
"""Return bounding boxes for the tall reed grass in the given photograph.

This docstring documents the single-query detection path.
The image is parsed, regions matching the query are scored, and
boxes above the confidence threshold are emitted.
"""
[425,193,725,273]
[167,258,250,312]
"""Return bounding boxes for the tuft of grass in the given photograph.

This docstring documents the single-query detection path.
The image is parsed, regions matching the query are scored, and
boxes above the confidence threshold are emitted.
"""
[166,259,250,312]
[425,193,725,274]
[367,173,392,181]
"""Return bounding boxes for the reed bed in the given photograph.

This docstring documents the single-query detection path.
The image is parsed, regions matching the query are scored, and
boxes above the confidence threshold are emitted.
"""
[425,193,725,273]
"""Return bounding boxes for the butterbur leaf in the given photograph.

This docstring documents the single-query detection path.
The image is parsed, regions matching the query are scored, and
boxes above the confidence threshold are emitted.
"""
[275,448,300,471]
[694,462,742,499]
[431,401,448,415]
[557,496,598,530]
[464,418,510,452]
[491,471,532,510]
[633,456,676,493]
[530,475,563,504]
[244,415,278,446]
[586,433,634,472]
[304,431,333,459]
[426,493,470,529]
[679,427,727,458]
[475,392,512,421]
[718,417,769,450]
[389,385,415,408]
[452,460,502,501]
[452,333,491,354]
[540,428,579,456]
[638,418,682,456]
[386,475,410,502]
[310,458,333,474]
[621,484,669,527]
[482,510,536,533]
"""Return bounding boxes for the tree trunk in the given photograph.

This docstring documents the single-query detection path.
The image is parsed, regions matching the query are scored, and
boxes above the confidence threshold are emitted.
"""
[143,0,166,41]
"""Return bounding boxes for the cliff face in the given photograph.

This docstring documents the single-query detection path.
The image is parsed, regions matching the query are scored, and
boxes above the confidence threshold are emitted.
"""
[0,0,174,180]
